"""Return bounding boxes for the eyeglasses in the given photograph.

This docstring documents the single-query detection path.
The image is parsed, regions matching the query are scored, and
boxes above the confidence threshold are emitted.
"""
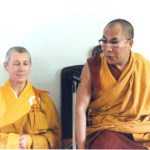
[99,39,128,48]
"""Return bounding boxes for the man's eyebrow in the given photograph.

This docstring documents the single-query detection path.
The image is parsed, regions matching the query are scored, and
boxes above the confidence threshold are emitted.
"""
[110,37,118,41]
[102,36,118,41]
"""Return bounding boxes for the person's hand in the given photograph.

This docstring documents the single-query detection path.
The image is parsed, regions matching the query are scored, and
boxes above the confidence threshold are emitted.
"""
[19,134,29,149]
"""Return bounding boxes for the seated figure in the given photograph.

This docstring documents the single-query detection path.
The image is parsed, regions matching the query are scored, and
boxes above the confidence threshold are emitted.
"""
[0,46,61,149]
[76,19,150,149]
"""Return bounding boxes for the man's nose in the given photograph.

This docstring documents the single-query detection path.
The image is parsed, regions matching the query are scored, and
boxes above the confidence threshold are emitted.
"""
[103,44,113,52]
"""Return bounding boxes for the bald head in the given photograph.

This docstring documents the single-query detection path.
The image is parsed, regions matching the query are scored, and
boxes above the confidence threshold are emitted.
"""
[104,19,134,40]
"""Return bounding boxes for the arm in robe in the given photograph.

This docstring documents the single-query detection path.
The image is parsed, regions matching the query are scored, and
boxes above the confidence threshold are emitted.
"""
[76,64,92,149]
[30,92,61,149]
[0,133,19,148]
[0,87,61,149]
[0,88,31,149]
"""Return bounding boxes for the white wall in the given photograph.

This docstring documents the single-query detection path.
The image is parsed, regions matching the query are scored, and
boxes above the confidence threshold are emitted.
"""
[0,0,150,115]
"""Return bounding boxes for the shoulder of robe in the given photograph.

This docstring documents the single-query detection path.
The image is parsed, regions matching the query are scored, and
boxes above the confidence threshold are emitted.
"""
[32,87,49,95]
[135,52,147,61]
[134,52,150,66]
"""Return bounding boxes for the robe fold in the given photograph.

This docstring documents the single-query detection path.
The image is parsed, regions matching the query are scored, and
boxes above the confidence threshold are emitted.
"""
[0,80,61,149]
[87,52,150,148]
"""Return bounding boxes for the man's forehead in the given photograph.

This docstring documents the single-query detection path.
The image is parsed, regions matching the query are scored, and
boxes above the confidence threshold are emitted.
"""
[104,23,123,33]
[102,35,119,41]
[104,23,123,31]
[103,29,125,40]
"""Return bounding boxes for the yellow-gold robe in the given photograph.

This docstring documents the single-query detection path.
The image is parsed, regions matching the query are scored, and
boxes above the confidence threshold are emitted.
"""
[0,80,61,149]
[87,52,150,148]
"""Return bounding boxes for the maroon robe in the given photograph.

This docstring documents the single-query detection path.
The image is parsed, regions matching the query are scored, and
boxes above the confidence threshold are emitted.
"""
[86,55,146,149]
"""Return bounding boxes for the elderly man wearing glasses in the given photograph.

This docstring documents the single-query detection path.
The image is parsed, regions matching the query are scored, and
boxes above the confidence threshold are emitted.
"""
[76,19,150,149]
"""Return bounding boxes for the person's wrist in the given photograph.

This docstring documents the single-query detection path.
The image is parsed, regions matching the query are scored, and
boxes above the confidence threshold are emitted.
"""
[77,143,85,149]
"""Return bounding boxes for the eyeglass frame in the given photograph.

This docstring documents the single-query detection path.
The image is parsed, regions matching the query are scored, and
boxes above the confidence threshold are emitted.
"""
[98,38,130,48]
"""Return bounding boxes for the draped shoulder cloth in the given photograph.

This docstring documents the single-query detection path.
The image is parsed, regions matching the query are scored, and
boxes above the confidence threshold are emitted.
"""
[0,81,61,149]
[87,52,150,145]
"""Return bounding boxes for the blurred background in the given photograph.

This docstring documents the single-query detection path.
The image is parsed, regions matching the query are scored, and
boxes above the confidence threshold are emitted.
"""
[0,0,149,115]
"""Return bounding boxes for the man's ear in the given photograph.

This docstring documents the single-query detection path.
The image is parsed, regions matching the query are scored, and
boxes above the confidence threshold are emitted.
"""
[129,39,134,47]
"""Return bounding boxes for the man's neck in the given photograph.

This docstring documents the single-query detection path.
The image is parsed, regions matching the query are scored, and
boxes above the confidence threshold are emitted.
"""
[116,55,130,71]
[116,64,126,71]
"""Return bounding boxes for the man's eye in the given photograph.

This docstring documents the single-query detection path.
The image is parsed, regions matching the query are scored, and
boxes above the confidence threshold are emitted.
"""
[110,41,118,44]
[102,40,107,44]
